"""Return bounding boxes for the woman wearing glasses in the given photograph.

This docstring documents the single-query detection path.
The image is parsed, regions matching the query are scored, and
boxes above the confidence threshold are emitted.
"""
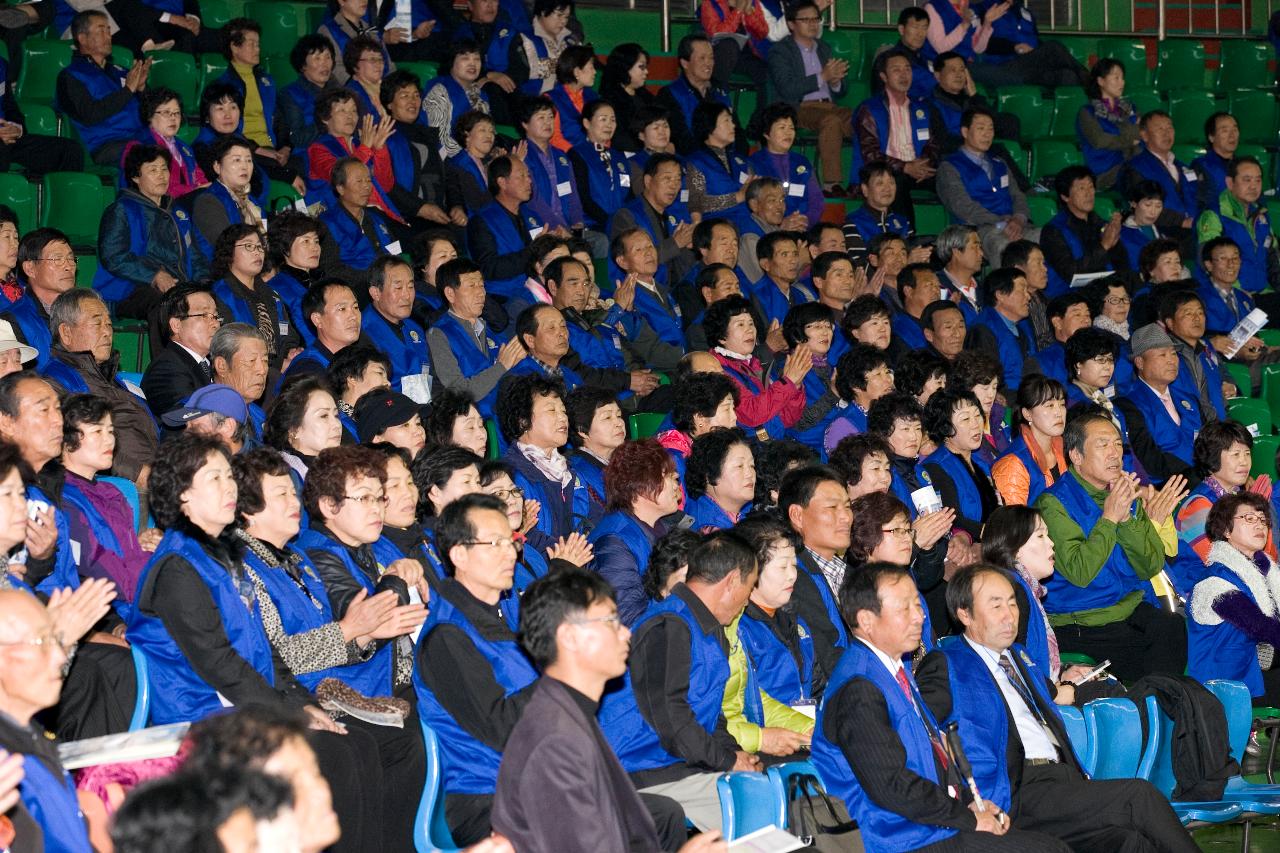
[847,490,939,652]
[1188,492,1280,706]
[210,223,303,380]
[479,459,590,592]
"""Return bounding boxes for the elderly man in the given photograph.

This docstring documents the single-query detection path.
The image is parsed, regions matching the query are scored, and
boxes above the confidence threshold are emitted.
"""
[1035,411,1189,681]
[54,10,147,166]
[610,154,697,287]
[210,323,270,441]
[362,256,432,403]
[469,156,566,302]
[971,267,1038,395]
[735,178,806,284]
[934,224,984,322]
[162,383,250,453]
[2,229,77,372]
[613,228,686,351]
[1196,155,1275,295]
[44,290,157,487]
[1114,323,1203,486]
[318,157,404,287]
[506,304,583,392]
[142,283,221,418]
[1120,110,1198,238]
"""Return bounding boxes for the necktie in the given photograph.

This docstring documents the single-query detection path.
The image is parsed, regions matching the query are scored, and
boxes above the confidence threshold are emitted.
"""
[200,360,213,382]
[897,667,952,774]
[998,653,1062,749]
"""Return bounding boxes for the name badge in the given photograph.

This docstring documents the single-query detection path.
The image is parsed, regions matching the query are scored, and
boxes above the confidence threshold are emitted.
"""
[916,128,930,141]
[738,172,750,184]
[999,174,1009,188]
[294,198,308,213]
[619,172,631,188]
[1021,7,1032,18]
[556,180,572,196]
[787,181,806,198]
[384,240,402,256]
[529,225,544,238]
[279,317,290,336]
[680,189,689,202]
[1183,168,1198,182]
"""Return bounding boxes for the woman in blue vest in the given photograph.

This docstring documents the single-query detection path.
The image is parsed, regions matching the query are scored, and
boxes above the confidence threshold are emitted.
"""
[748,103,824,226]
[341,34,391,121]
[547,44,599,152]
[413,444,484,582]
[922,388,1001,549]
[446,109,504,216]
[685,428,755,532]
[121,87,206,199]
[280,36,342,156]
[424,388,490,458]
[192,84,272,212]
[208,224,301,377]
[508,0,578,96]
[568,100,632,230]
[1188,492,1280,704]
[1077,58,1140,190]
[565,385,627,526]
[780,302,841,455]
[1119,179,1170,270]
[307,88,399,217]
[422,40,489,161]
[266,210,324,348]
[951,349,1011,466]
[192,133,273,267]
[991,376,1068,507]
[685,100,752,216]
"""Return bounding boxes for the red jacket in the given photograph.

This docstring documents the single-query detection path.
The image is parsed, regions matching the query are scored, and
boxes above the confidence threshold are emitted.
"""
[712,350,806,428]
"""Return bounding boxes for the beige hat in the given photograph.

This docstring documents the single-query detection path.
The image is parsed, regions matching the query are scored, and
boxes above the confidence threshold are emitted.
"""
[0,320,36,363]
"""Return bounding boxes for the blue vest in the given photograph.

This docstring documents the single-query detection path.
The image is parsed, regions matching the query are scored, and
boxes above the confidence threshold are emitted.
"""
[425,76,487,137]
[739,610,815,705]
[468,202,542,299]
[685,147,751,200]
[1171,341,1227,421]
[975,0,1039,59]
[1036,341,1068,386]
[923,444,992,525]
[567,450,606,525]
[525,143,582,230]
[246,543,394,696]
[92,195,196,302]
[599,592,731,771]
[567,312,627,372]
[1119,223,1156,270]
[504,445,587,543]
[995,434,1055,505]
[413,586,533,793]
[662,75,730,139]
[58,54,143,153]
[192,182,250,262]
[1078,101,1137,177]
[1043,210,1111,297]
[1208,199,1274,294]
[1009,570,1052,675]
[1039,471,1147,613]
[1197,280,1255,335]
[308,133,396,213]
[118,129,202,191]
[588,510,656,585]
[974,306,1036,392]
[631,281,684,349]
[943,151,1013,219]
[212,276,290,344]
[505,355,582,392]
[318,204,396,270]
[219,66,279,147]
[748,149,817,219]
[797,550,850,649]
[431,312,501,416]
[270,269,315,347]
[344,77,382,121]
[360,305,430,394]
[27,484,79,598]
[811,639,957,851]
[1191,149,1230,206]
[752,276,817,328]
[20,755,92,853]
[321,15,393,67]
[612,195,693,287]
[4,297,52,371]
[569,141,631,230]
[1124,378,1201,470]
[861,92,933,160]
[517,32,553,95]
[845,203,911,242]
[1126,147,1198,219]
[686,494,745,532]
[547,84,598,151]
[1188,557,1273,696]
[282,79,321,145]
[891,311,928,351]
[718,357,787,441]
[791,369,842,455]
[128,529,276,724]
[920,0,977,60]
[939,639,1078,814]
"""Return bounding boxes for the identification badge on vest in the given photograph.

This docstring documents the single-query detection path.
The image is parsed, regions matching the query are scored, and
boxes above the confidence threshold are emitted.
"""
[1000,174,1009,188]
[556,180,572,196]
[916,127,930,141]
[738,171,749,184]
[788,181,805,198]
[385,240,402,255]
[619,172,631,188]
[529,224,544,238]
[681,189,689,203]
[1183,168,1197,182]
[1021,7,1032,18]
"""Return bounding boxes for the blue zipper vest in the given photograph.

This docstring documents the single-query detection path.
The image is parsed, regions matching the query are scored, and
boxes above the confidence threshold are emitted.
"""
[431,312,501,416]
[20,756,92,853]
[1078,101,1137,177]
[319,204,396,271]
[739,610,815,705]
[943,151,1013,219]
[360,305,430,395]
[468,202,542,299]
[1124,378,1201,470]
[1188,557,1272,696]
[58,54,143,152]
[569,140,632,229]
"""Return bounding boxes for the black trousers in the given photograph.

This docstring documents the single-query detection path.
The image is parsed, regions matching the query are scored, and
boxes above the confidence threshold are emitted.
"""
[36,640,135,740]
[1054,601,1188,683]
[0,133,84,178]
[311,726,387,853]
[345,709,427,853]
[891,171,935,225]
[447,791,688,850]
[1013,761,1199,853]
[968,42,1089,90]
[916,827,1070,852]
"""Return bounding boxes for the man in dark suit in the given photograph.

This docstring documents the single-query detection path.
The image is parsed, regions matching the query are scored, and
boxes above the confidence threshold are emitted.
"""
[141,283,219,418]
[811,561,1069,852]
[492,567,719,853]
[917,564,1199,853]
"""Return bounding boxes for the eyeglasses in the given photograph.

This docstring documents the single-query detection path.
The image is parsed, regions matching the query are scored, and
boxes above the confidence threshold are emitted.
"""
[235,243,266,254]
[489,488,523,503]
[1104,295,1131,306]
[36,255,77,266]
[569,613,623,629]
[0,630,74,655]
[461,537,519,551]
[153,109,182,119]
[343,494,389,506]
[1234,513,1268,526]
[182,312,221,322]
[881,525,916,540]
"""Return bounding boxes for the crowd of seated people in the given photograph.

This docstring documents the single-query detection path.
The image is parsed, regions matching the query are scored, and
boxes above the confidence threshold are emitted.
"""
[3,0,1280,850]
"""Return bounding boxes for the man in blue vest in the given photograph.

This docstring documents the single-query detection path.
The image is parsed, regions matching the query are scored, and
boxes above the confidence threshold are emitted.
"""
[855,49,941,223]
[599,531,762,831]
[1114,323,1202,486]
[971,267,1039,396]
[210,323,269,442]
[0,590,95,853]
[2,229,77,372]
[1196,155,1278,296]
[362,256,432,403]
[1120,110,1197,249]
[936,106,1034,265]
[812,562,1068,852]
[55,10,147,166]
[657,34,740,156]
[505,304,584,392]
[468,155,568,301]
[413,492,537,845]
[611,228,686,351]
[751,232,815,327]
[1196,236,1258,339]
[734,178,808,284]
[916,564,1197,853]
[1191,112,1239,213]
[1035,410,1190,681]
[889,6,938,101]
[1040,166,1128,298]
[610,154,697,287]
[843,162,916,267]
[1033,291,1093,385]
[318,158,404,288]
[284,280,363,381]
[892,262,942,352]
[1159,289,1230,424]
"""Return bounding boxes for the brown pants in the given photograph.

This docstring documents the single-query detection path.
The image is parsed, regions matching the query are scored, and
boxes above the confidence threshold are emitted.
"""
[796,100,854,186]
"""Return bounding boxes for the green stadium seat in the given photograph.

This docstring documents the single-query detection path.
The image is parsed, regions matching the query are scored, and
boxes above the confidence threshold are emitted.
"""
[1125,86,1165,119]
[269,179,300,214]
[1229,90,1278,145]
[113,320,150,373]
[1031,140,1081,181]
[1217,40,1273,93]
[1027,195,1057,228]
[1096,37,1151,87]
[996,85,1048,142]
[1168,92,1219,145]
[263,54,298,87]
[999,140,1027,174]
[1048,87,1088,139]
[1228,397,1272,437]
[1171,143,1206,165]
[628,412,665,440]
[16,40,71,106]
[304,4,326,34]
[41,172,108,249]
[246,2,301,58]
[1224,361,1253,397]
[1264,365,1280,426]
[201,0,233,30]
[1055,36,1096,70]
[1094,195,1116,220]
[857,30,897,82]
[146,52,201,116]
[111,45,132,70]
[201,53,229,86]
[826,28,859,70]
[22,105,58,138]
[0,173,36,231]
[840,81,869,109]
[914,204,947,236]
[74,252,97,289]
[1251,435,1280,480]
[397,61,438,86]
[1154,40,1208,92]
[575,8,661,54]
[176,124,199,145]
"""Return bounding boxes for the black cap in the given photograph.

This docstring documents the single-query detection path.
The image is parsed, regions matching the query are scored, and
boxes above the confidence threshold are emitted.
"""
[355,388,419,443]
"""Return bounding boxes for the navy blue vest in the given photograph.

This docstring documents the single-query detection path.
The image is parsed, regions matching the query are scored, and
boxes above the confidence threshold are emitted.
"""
[1078,100,1137,177]
[431,312,501,416]
[218,66,279,147]
[1125,147,1198,218]
[468,202,542,299]
[739,609,815,705]
[58,54,143,153]
[862,93,933,159]
[360,304,430,395]
[319,204,396,270]
[569,140,632,229]
[943,150,1013,219]
[1124,378,1201,470]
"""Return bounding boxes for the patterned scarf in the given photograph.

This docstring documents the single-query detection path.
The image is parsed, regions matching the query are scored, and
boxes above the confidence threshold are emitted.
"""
[517,441,572,487]
[1015,561,1062,680]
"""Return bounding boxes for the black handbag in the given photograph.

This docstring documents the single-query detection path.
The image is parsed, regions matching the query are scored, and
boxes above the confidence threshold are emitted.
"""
[784,773,859,852]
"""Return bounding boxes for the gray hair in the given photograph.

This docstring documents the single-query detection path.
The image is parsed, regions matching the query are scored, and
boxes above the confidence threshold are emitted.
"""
[210,323,266,369]
[745,177,784,205]
[934,224,978,267]
[49,289,106,346]
[330,156,364,192]
[1063,411,1118,458]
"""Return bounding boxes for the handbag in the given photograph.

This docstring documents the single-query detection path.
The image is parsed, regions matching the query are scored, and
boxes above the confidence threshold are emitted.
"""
[785,773,859,852]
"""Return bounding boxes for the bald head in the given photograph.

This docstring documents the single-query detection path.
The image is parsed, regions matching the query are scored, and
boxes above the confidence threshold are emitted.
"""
[686,351,723,375]
[0,589,66,723]
[0,589,47,642]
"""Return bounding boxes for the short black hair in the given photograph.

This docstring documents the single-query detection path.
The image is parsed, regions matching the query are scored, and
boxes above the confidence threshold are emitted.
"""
[61,393,113,453]
[982,266,1024,308]
[777,464,845,523]
[949,350,1001,390]
[519,566,616,668]
[424,389,478,447]
[1063,327,1120,380]
[301,279,355,334]
[1193,418,1253,478]
[702,294,761,350]
[290,34,335,73]
[691,100,732,146]
[565,385,620,447]
[1054,165,1095,204]
[671,372,738,433]
[1001,239,1041,269]
[644,528,702,599]
[124,142,172,186]
[751,439,817,508]
[685,427,749,498]
[921,299,963,332]
[835,343,891,399]
[685,529,757,584]
[923,387,983,444]
[867,390,924,438]
[159,283,214,342]
[326,344,391,398]
[149,432,233,529]
[895,350,948,399]
[495,373,565,443]
[380,68,421,108]
[1012,375,1065,428]
[946,562,1016,624]
[839,560,912,626]
[411,444,482,516]
[829,433,894,488]
[782,301,834,349]
[436,492,509,576]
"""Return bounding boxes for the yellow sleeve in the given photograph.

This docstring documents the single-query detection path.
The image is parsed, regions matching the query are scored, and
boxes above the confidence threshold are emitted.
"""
[762,692,816,734]
[722,621,762,753]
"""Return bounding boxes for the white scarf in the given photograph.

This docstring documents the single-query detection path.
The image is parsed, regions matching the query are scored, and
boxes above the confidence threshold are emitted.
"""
[1190,540,1280,627]
[517,441,572,488]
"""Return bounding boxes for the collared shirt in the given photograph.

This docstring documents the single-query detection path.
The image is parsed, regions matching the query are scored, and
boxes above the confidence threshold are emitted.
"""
[885,91,915,162]
[962,147,993,181]
[1150,148,1179,183]
[862,635,905,679]
[964,637,1059,760]
[449,310,488,351]
[797,39,831,102]
[996,309,1020,339]
[1141,378,1181,426]
[174,340,211,375]
[807,547,847,597]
